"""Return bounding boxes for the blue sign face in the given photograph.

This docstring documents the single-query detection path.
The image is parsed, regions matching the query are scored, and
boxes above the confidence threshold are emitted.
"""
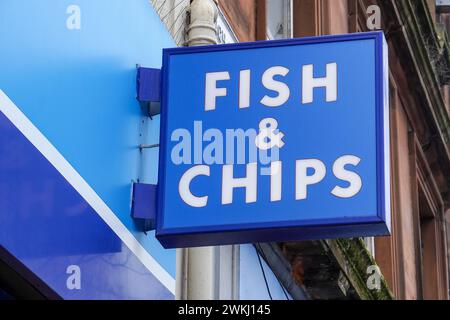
[157,32,390,248]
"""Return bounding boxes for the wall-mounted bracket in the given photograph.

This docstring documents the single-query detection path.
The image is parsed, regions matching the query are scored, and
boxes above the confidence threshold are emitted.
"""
[131,182,157,232]
[136,67,161,117]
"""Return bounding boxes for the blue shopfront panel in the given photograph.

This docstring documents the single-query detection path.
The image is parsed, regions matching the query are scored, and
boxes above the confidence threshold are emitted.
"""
[157,32,390,248]
[0,0,175,299]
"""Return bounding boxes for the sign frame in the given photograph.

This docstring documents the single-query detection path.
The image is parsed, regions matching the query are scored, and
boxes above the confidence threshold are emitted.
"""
[156,31,390,248]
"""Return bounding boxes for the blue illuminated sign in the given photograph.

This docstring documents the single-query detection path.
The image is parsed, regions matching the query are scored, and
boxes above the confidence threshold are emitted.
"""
[157,32,391,248]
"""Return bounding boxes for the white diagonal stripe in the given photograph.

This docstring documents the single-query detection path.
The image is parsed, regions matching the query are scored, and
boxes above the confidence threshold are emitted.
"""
[0,89,175,294]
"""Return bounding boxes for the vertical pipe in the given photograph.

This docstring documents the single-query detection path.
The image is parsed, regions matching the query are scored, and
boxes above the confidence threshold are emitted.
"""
[176,0,220,300]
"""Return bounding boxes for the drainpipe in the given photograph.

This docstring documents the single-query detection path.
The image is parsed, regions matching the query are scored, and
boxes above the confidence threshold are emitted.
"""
[176,0,220,300]
[187,0,218,46]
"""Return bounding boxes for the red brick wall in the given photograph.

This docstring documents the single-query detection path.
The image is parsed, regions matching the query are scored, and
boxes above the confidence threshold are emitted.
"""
[218,0,257,42]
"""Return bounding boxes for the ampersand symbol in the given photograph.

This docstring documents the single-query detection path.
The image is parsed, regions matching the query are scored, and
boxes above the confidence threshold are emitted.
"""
[255,118,285,151]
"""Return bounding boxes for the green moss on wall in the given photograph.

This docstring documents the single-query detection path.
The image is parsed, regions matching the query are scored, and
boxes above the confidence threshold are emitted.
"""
[325,238,394,300]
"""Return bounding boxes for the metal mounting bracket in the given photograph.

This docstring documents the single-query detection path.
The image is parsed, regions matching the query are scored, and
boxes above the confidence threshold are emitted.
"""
[131,182,157,232]
[136,67,161,117]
